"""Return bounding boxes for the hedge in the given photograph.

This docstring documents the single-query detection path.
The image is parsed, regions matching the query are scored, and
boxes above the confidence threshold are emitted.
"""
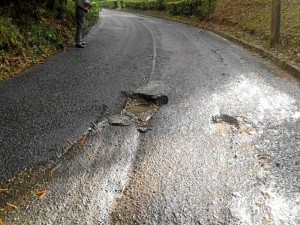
[101,0,216,20]
[124,0,165,10]
[101,1,118,9]
[166,0,216,19]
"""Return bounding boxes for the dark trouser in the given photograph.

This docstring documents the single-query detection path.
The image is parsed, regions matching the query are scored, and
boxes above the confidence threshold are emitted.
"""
[76,7,87,44]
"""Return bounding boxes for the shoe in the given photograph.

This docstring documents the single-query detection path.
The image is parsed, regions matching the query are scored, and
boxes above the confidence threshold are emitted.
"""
[75,43,85,48]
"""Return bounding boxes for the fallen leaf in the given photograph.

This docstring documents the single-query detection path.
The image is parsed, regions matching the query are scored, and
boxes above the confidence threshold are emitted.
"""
[50,164,61,178]
[63,142,76,155]
[36,189,47,200]
[0,218,3,225]
[159,139,164,145]
[6,203,17,210]
[79,135,86,147]
[0,189,9,193]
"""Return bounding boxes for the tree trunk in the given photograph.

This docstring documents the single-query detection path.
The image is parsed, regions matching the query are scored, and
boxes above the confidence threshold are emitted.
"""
[270,0,281,47]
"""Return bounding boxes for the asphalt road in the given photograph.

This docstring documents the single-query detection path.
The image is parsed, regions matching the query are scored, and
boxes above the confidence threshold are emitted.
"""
[0,9,153,184]
[1,9,300,224]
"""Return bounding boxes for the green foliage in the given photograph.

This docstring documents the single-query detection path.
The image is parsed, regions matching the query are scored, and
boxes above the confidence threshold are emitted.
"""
[101,1,118,9]
[124,1,146,10]
[123,0,165,10]
[62,0,76,24]
[87,0,102,31]
[166,1,192,16]
[0,0,70,23]
[0,17,23,52]
[28,24,63,48]
[166,0,216,19]
[121,0,214,17]
[0,0,101,80]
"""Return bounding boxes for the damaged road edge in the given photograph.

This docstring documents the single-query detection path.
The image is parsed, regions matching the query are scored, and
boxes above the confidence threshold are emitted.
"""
[0,80,169,224]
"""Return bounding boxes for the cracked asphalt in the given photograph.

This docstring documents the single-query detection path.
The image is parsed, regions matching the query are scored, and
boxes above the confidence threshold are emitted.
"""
[1,9,300,225]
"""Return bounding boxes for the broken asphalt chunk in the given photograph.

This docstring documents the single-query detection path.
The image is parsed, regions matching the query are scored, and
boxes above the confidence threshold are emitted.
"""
[133,80,168,105]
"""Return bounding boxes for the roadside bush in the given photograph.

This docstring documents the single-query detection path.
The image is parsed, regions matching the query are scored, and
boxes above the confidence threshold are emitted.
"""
[124,0,165,11]
[101,1,118,9]
[0,17,23,53]
[124,1,145,10]
[28,24,63,48]
[195,0,216,19]
[122,0,215,17]
[167,0,216,19]
[149,0,165,10]
[87,0,102,30]
[0,0,101,80]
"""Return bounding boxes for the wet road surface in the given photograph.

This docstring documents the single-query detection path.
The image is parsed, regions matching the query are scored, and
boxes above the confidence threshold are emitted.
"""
[1,9,300,224]
[0,9,153,184]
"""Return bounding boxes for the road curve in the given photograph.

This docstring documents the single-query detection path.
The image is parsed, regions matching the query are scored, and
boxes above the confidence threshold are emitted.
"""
[1,9,300,225]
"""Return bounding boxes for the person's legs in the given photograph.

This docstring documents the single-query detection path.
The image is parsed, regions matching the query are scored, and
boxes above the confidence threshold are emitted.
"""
[75,7,86,47]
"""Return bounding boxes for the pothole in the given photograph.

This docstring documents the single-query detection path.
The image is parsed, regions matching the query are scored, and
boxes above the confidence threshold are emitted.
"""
[109,81,169,132]
[109,96,166,132]
[212,114,256,136]
[212,114,240,129]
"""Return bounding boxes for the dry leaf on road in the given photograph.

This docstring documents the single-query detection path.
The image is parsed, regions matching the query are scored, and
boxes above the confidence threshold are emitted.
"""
[80,135,86,147]
[6,203,17,210]
[0,218,3,225]
[63,142,76,155]
[36,189,47,200]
